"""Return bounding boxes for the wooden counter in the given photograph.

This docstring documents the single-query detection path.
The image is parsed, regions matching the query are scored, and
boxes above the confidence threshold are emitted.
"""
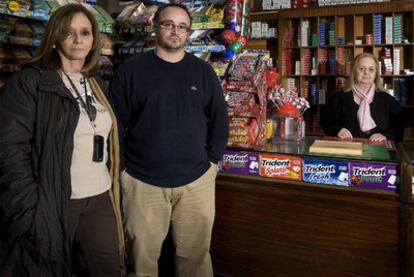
[211,173,405,276]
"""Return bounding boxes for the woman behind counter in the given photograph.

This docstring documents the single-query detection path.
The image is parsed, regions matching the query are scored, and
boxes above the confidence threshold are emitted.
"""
[322,53,404,142]
[0,4,124,276]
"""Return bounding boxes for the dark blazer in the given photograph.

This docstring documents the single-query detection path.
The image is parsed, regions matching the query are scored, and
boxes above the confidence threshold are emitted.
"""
[321,90,404,141]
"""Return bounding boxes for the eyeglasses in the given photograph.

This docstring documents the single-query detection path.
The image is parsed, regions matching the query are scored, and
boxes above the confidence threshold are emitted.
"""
[357,66,376,74]
[158,21,190,33]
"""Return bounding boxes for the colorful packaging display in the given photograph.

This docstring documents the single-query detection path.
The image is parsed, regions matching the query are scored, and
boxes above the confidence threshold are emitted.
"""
[219,151,399,194]
[219,150,259,176]
[302,157,348,186]
[348,162,398,192]
[228,117,261,149]
[259,154,302,180]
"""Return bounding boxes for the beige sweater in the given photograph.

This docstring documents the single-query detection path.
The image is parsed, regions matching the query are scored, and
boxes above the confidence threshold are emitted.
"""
[62,72,112,199]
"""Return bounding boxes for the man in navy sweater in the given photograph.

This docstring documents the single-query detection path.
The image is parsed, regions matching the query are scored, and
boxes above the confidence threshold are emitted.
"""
[110,3,229,277]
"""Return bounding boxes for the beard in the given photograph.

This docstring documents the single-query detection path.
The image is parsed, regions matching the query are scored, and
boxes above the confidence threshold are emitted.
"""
[156,34,186,52]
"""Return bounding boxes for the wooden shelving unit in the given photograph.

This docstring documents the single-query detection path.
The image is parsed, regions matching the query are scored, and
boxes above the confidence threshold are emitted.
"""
[247,11,279,64]
[249,1,414,140]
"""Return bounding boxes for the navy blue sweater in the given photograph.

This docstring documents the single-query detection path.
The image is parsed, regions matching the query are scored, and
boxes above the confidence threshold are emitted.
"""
[110,51,229,187]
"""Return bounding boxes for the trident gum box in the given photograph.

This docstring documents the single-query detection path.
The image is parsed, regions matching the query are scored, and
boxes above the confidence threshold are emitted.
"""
[302,158,349,186]
[348,162,398,192]
[219,150,259,176]
[259,154,302,180]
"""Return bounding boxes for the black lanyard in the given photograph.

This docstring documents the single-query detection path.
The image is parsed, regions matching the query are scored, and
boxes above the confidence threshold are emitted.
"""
[64,72,97,123]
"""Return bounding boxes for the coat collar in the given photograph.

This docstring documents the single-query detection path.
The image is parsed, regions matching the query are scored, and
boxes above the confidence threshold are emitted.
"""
[26,64,74,98]
[38,69,70,98]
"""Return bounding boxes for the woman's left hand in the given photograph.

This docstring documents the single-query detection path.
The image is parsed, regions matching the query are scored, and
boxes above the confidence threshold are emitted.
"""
[369,133,386,142]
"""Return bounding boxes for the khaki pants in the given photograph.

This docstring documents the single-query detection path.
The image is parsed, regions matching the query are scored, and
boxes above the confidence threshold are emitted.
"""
[121,164,217,277]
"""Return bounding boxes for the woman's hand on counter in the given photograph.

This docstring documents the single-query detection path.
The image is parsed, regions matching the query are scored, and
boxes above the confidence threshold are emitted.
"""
[369,133,386,142]
[337,128,353,140]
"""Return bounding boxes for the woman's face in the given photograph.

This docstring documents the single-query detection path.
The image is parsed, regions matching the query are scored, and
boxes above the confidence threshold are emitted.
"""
[58,12,94,65]
[355,57,377,86]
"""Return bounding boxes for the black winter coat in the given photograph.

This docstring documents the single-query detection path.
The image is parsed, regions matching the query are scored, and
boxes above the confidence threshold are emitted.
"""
[321,90,404,141]
[0,66,103,276]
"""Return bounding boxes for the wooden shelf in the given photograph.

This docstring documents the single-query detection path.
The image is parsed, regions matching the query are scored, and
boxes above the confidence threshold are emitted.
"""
[246,39,269,50]
[250,10,279,21]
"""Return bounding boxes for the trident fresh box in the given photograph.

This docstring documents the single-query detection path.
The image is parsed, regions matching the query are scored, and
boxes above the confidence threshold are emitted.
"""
[219,150,259,176]
[302,158,349,186]
[259,154,302,180]
[348,162,398,192]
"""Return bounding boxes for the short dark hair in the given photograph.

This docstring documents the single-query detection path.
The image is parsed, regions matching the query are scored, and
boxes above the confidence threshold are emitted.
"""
[31,4,101,76]
[153,3,192,26]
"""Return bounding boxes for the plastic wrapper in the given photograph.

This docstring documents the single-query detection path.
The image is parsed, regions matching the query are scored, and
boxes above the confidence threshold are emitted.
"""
[207,6,224,23]
[224,0,242,34]
[226,91,261,117]
[227,53,268,88]
[133,5,157,26]
[228,117,259,148]
[116,3,142,25]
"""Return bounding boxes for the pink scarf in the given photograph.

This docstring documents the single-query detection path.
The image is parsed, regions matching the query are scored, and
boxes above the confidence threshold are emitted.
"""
[352,84,377,132]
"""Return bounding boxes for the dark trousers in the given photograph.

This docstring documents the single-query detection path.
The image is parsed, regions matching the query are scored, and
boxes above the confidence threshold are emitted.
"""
[68,191,121,277]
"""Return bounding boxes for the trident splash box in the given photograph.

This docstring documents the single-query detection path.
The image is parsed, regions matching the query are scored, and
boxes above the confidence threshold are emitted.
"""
[302,158,348,186]
[259,154,302,180]
[348,162,398,192]
[219,150,259,176]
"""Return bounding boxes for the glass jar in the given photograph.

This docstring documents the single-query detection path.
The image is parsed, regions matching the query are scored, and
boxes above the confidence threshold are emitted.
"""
[272,114,305,142]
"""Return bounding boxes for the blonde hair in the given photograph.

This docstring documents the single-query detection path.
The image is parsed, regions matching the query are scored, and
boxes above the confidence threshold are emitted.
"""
[345,52,384,91]
[31,4,101,76]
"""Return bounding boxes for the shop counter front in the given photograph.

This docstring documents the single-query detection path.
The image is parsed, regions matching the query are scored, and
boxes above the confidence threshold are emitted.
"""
[400,142,414,202]
[211,137,412,276]
[400,142,414,277]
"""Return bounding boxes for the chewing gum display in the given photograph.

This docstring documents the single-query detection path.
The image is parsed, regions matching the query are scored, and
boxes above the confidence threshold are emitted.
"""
[219,150,259,176]
[348,162,398,192]
[302,158,348,186]
[259,154,302,180]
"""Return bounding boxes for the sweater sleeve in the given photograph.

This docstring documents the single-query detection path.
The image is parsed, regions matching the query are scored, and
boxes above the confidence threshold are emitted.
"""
[205,66,229,164]
[109,63,131,171]
[321,92,344,137]
[0,70,39,240]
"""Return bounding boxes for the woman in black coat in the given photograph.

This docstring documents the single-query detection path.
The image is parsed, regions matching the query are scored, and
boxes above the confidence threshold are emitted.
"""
[322,53,404,142]
[0,4,124,276]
